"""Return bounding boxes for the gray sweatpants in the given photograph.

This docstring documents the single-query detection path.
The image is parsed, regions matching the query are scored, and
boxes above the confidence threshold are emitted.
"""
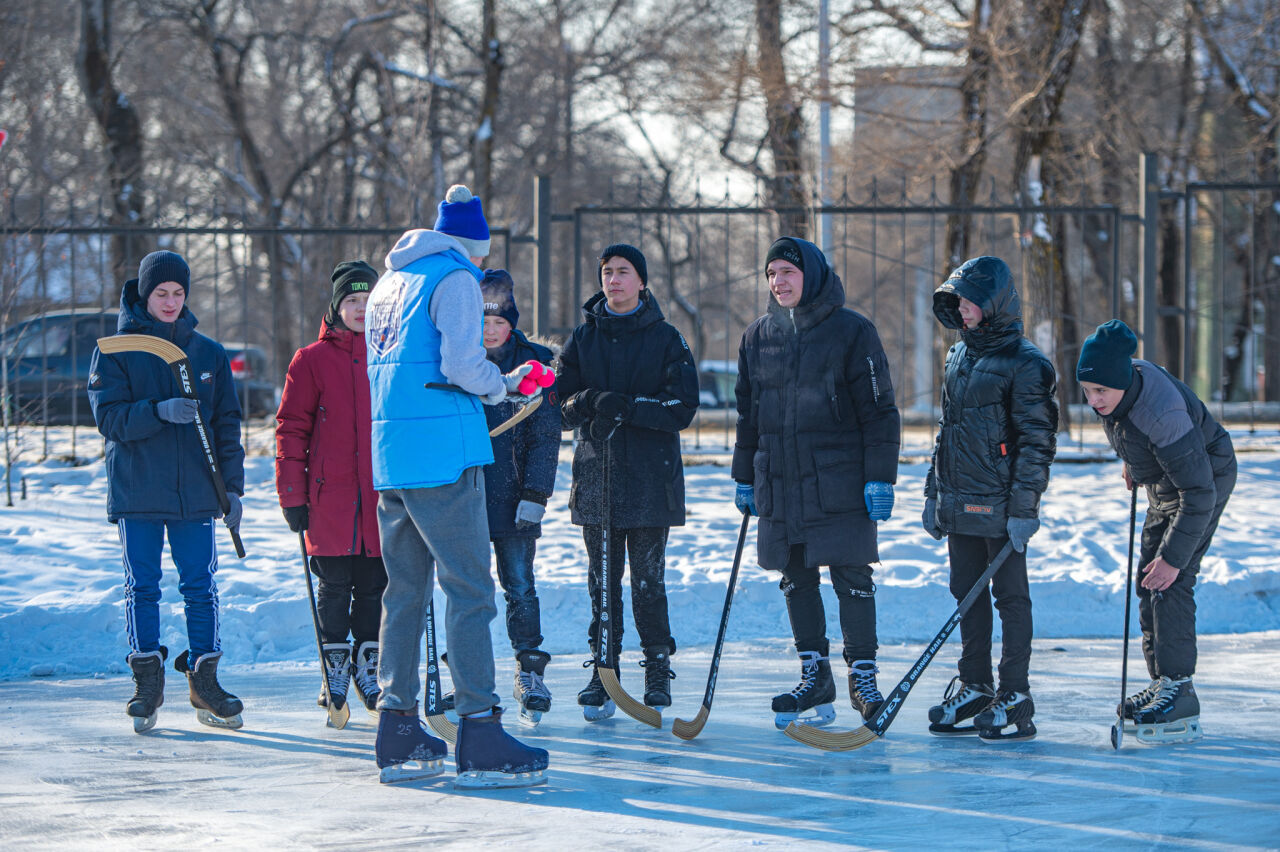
[375,467,500,715]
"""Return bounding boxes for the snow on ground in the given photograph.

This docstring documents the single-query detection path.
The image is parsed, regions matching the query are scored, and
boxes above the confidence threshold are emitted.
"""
[0,425,1278,848]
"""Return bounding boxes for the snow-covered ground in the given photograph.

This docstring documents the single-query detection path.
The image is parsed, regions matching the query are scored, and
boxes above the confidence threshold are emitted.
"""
[0,424,1278,848]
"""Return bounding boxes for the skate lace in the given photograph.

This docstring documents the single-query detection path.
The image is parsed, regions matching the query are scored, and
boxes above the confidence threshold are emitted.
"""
[518,669,551,699]
[355,651,379,694]
[1145,678,1179,712]
[940,675,979,711]
[790,652,824,698]
[850,665,881,701]
[1127,680,1159,709]
[640,659,675,692]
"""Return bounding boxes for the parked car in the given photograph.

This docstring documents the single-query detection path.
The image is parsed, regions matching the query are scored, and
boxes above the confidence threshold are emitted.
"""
[0,311,278,424]
[698,359,738,409]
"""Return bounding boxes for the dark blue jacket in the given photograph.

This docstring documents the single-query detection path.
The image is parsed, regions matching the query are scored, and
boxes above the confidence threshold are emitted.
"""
[483,330,560,539]
[89,279,245,522]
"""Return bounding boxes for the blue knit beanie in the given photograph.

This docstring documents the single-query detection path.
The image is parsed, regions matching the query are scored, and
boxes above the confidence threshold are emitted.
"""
[137,250,191,303]
[434,184,490,258]
[1077,319,1138,390]
[481,268,519,329]
[598,243,648,286]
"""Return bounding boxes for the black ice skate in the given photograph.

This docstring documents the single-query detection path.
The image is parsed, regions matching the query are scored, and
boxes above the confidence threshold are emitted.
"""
[927,676,995,736]
[375,707,447,783]
[1133,676,1202,745]
[454,707,549,789]
[772,650,837,730]
[578,661,617,721]
[847,659,884,722]
[126,647,167,733]
[640,647,675,710]
[513,650,552,726]
[974,689,1036,743]
[174,650,244,729]
[321,643,352,722]
[353,641,381,716]
[1117,677,1161,728]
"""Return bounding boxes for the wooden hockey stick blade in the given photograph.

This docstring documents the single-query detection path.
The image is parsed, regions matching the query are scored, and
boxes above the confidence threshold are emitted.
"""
[489,394,542,437]
[599,667,662,728]
[784,720,879,751]
[426,712,457,743]
[327,698,350,730]
[96,333,186,363]
[671,705,710,740]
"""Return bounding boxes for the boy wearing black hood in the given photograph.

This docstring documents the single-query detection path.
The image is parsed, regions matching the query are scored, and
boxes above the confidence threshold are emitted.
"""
[923,255,1058,742]
[557,243,699,720]
[733,236,901,731]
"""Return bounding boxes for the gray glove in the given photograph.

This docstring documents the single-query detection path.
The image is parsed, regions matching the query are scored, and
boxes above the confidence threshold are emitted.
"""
[514,500,546,528]
[223,493,243,529]
[1006,516,1040,553]
[922,497,943,540]
[156,397,199,424]
[482,364,535,406]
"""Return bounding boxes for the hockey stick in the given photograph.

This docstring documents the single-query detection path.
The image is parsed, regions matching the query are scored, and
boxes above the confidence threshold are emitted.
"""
[96,334,246,558]
[672,512,751,740]
[1111,486,1139,750]
[786,541,1015,751]
[595,425,662,728]
[299,532,349,729]
[423,598,457,743]
[424,382,543,437]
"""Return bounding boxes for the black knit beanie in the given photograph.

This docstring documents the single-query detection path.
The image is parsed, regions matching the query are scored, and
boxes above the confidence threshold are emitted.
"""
[765,238,804,272]
[137,250,191,304]
[1077,319,1138,390]
[599,243,648,286]
[481,268,520,329]
[329,260,379,319]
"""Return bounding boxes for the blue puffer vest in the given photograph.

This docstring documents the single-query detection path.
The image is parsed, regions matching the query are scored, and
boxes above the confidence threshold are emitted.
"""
[366,250,493,490]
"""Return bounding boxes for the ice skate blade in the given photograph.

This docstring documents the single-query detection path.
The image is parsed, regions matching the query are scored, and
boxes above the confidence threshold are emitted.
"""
[582,700,616,722]
[1135,716,1202,745]
[774,703,836,731]
[517,708,543,727]
[132,713,157,734]
[978,720,1037,743]
[379,758,445,784]
[195,709,243,730]
[454,768,548,789]
[928,722,978,737]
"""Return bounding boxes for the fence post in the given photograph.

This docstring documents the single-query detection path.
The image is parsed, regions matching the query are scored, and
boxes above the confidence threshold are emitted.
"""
[533,174,552,337]
[1138,152,1159,361]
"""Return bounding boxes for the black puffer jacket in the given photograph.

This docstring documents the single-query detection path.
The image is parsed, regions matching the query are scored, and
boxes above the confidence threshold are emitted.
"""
[1100,360,1235,570]
[557,289,699,528]
[925,256,1058,538]
[732,238,901,570]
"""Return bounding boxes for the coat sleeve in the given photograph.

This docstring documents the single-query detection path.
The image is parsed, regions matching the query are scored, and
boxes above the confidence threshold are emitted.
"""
[275,348,318,508]
[556,333,589,430]
[626,327,699,433]
[1007,353,1058,518]
[731,335,757,484]
[88,348,166,443]
[845,322,901,485]
[1149,419,1218,571]
[210,348,245,496]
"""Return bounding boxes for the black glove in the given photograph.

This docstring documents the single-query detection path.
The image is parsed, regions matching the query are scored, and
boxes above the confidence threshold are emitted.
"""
[593,391,634,421]
[564,389,601,420]
[282,504,309,532]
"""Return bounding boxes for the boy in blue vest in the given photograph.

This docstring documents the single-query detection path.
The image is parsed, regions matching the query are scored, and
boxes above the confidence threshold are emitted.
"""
[365,185,548,787]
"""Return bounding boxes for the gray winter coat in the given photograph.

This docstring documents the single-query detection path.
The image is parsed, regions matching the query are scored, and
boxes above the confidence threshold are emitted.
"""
[925,256,1058,538]
[732,238,901,570]
[1100,360,1236,571]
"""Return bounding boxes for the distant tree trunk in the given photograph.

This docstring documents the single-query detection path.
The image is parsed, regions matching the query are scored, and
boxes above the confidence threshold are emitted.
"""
[473,0,502,202]
[945,0,996,269]
[76,0,146,282]
[755,0,807,238]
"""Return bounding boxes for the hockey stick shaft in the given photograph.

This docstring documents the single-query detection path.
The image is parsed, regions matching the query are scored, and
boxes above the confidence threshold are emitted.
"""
[424,598,457,742]
[300,531,348,728]
[787,541,1015,751]
[672,512,750,740]
[1113,486,1138,749]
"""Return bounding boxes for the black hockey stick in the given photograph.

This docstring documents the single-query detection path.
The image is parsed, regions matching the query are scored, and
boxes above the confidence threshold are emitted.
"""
[1111,486,1139,750]
[96,334,246,558]
[672,512,751,740]
[299,532,349,729]
[423,382,543,437]
[594,424,662,728]
[424,598,456,743]
[787,541,1015,751]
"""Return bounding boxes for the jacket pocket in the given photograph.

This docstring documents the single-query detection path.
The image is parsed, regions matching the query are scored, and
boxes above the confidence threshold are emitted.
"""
[308,458,326,504]
[813,446,861,514]
[753,450,773,516]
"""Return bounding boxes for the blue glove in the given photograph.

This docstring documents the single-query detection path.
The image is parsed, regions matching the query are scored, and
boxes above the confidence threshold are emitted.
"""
[734,483,756,516]
[864,481,894,522]
[1006,516,1040,553]
[223,493,243,529]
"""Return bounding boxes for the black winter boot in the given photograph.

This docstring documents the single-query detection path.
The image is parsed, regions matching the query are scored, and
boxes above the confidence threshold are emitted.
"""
[640,647,675,709]
[126,647,167,733]
[174,650,244,729]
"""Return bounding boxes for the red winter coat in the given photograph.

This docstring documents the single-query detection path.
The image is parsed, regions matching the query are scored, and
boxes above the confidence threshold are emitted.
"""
[275,321,380,557]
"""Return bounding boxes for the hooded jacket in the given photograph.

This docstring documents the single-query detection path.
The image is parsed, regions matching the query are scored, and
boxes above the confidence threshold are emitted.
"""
[1099,360,1235,570]
[275,319,381,557]
[732,237,901,570]
[89,279,245,522]
[482,329,560,539]
[558,289,699,528]
[924,256,1058,538]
